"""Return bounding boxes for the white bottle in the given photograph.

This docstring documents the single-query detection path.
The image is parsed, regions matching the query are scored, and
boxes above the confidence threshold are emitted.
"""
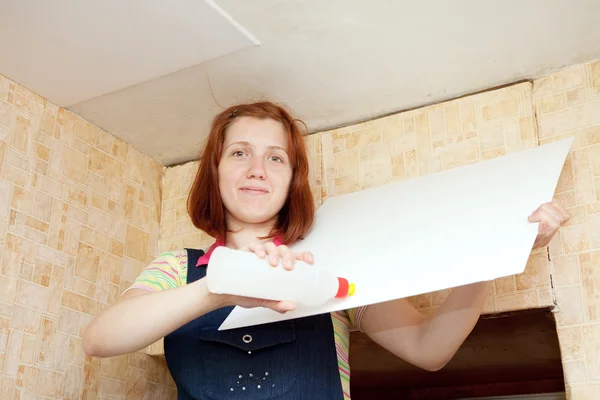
[206,246,355,306]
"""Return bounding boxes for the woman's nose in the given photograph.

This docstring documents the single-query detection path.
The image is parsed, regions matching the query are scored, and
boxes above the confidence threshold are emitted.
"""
[247,157,266,179]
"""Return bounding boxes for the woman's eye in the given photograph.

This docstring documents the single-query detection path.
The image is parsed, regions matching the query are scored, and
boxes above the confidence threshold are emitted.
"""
[269,156,283,163]
[232,151,245,157]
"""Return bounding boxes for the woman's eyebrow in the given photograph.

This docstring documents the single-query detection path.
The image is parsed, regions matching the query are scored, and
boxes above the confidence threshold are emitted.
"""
[224,141,252,150]
[267,145,288,153]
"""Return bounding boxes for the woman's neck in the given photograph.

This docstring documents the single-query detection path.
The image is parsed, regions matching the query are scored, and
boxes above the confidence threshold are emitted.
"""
[224,218,277,250]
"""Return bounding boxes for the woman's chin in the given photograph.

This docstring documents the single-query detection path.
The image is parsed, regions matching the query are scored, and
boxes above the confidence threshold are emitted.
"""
[232,211,278,226]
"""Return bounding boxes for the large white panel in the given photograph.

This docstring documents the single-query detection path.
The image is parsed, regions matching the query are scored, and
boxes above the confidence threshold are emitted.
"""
[218,139,572,330]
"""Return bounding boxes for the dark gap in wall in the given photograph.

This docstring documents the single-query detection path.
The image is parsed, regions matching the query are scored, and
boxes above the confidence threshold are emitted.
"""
[350,307,564,400]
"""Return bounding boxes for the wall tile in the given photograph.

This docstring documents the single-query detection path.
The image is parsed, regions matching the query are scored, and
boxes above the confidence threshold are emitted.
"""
[62,148,87,184]
[100,354,129,381]
[567,384,600,400]
[61,290,97,315]
[82,355,100,400]
[563,360,588,385]
[4,329,21,376]
[495,276,516,294]
[57,308,79,336]
[0,275,18,303]
[37,316,55,365]
[0,178,12,218]
[582,324,600,381]
[38,368,63,397]
[0,376,14,399]
[62,364,82,400]
[19,334,34,364]
[590,60,600,96]
[11,115,30,154]
[555,286,585,326]
[580,251,600,322]
[561,224,590,253]
[496,291,538,312]
[99,377,126,398]
[126,367,146,400]
[515,251,550,290]
[125,226,149,263]
[17,282,50,310]
[16,365,39,391]
[481,98,519,121]
[558,327,584,361]
[0,101,11,127]
[553,255,580,286]
[75,243,100,283]
[540,94,566,114]
[553,65,585,92]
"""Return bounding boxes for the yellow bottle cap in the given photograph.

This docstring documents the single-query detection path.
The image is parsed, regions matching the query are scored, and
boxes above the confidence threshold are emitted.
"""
[348,283,356,296]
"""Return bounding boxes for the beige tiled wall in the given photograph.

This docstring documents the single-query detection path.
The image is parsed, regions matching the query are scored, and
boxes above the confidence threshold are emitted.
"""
[159,161,213,254]
[3,58,599,398]
[320,82,553,316]
[533,60,600,399]
[0,74,175,399]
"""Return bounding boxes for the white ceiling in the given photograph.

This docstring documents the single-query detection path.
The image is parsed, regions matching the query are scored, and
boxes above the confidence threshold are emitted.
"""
[0,0,257,106]
[2,0,600,166]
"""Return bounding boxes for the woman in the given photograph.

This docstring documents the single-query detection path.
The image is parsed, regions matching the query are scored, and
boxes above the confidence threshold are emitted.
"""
[83,101,570,399]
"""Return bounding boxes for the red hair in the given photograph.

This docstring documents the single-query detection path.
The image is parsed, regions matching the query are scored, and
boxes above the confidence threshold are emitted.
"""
[187,101,314,245]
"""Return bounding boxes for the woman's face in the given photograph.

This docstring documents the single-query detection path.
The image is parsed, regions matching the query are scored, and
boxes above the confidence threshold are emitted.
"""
[218,117,293,227]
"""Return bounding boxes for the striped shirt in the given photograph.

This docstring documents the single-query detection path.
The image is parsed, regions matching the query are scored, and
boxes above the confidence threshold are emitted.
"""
[126,249,368,399]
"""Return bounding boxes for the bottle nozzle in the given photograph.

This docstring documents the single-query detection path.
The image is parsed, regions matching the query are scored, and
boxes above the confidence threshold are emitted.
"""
[348,283,356,296]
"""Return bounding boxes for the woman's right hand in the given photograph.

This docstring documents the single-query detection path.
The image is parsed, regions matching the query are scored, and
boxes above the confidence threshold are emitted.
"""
[223,293,297,314]
[213,241,315,314]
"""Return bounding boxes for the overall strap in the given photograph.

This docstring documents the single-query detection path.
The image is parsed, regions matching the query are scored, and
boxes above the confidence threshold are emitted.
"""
[185,248,207,284]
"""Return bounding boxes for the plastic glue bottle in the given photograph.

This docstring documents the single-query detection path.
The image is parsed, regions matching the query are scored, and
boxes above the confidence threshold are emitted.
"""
[206,246,355,306]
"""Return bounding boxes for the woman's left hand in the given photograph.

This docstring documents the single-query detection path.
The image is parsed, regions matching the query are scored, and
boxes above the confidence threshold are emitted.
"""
[528,200,571,248]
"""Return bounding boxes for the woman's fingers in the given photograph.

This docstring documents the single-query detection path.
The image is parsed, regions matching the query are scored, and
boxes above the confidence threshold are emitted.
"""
[540,203,566,228]
[295,251,314,265]
[279,245,295,270]
[272,300,296,313]
[551,199,571,221]
[263,242,279,266]
[529,202,568,232]
[246,242,266,258]
[233,296,296,314]
[538,208,561,233]
[255,298,296,314]
[246,241,314,270]
[528,200,571,249]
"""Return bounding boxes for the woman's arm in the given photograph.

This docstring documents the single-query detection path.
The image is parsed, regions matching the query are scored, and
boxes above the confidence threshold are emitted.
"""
[83,261,298,358]
[358,281,490,371]
[358,200,570,371]
[82,278,226,358]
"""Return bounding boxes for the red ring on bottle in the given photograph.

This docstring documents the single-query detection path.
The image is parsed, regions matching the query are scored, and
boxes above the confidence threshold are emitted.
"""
[335,277,349,298]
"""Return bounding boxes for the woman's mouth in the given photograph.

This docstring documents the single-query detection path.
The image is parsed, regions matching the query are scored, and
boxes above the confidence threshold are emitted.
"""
[240,186,269,195]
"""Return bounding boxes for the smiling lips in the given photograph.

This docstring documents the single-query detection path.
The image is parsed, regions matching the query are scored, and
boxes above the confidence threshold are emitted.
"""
[239,186,269,195]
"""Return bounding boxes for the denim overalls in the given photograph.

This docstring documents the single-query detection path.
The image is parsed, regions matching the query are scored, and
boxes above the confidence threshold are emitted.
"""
[164,249,345,400]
